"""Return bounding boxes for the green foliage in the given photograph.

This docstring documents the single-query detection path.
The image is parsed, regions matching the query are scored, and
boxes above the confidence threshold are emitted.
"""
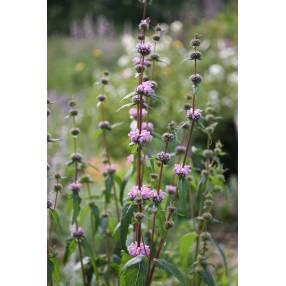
[72,191,82,223]
[179,232,196,267]
[63,238,77,264]
[120,255,148,286]
[120,204,136,250]
[154,258,187,286]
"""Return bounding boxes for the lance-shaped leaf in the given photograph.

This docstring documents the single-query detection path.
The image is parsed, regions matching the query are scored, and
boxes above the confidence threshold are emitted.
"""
[179,232,196,267]
[120,204,135,250]
[210,239,228,276]
[63,238,77,264]
[200,264,216,286]
[153,258,187,286]
[72,191,82,224]
[89,203,100,235]
[48,208,61,232]
[117,102,135,112]
[120,255,148,286]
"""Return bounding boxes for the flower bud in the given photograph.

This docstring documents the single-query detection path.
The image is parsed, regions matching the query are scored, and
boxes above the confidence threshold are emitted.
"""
[135,64,145,73]
[203,149,213,158]
[71,128,80,136]
[69,109,78,117]
[190,51,201,60]
[200,232,211,241]
[101,78,108,85]
[71,153,82,163]
[103,71,109,76]
[139,18,150,30]
[176,145,186,155]
[162,132,174,142]
[150,53,160,61]
[69,100,76,107]
[190,74,202,85]
[150,173,159,180]
[152,34,161,41]
[182,122,190,129]
[155,24,162,32]
[72,228,84,238]
[165,220,174,229]
[205,114,215,122]
[54,173,61,180]
[54,183,63,192]
[191,35,201,47]
[98,121,111,130]
[137,33,144,41]
[168,205,176,213]
[47,108,51,117]
[184,103,191,110]
[202,212,213,221]
[47,200,52,209]
[97,95,106,102]
[134,212,144,220]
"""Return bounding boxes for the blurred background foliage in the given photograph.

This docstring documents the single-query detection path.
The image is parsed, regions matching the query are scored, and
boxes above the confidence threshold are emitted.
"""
[48,0,237,284]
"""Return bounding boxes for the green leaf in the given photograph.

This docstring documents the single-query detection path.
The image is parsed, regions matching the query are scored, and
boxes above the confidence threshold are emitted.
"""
[156,207,167,237]
[118,167,134,204]
[89,203,100,235]
[120,255,148,286]
[48,208,61,232]
[121,91,136,101]
[120,204,135,250]
[63,238,77,264]
[72,191,82,224]
[176,179,190,216]
[104,175,113,203]
[47,256,54,285]
[200,264,216,286]
[117,102,134,112]
[154,258,187,286]
[211,239,228,276]
[81,237,97,272]
[179,232,196,267]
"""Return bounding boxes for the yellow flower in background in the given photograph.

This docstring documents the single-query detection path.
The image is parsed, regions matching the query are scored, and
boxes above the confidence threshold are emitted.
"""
[173,40,183,49]
[75,62,86,72]
[92,48,102,58]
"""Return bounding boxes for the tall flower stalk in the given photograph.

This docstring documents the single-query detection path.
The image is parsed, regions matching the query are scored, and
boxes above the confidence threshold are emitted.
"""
[67,98,87,286]
[97,71,121,222]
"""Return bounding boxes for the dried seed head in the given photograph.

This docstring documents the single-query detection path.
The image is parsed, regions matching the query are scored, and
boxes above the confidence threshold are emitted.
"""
[150,173,159,180]
[54,173,61,180]
[150,53,160,61]
[191,34,201,47]
[47,200,53,209]
[162,132,175,142]
[184,103,191,110]
[69,109,78,117]
[101,78,109,85]
[103,71,109,76]
[175,145,186,155]
[71,153,83,163]
[152,33,161,41]
[190,74,202,85]
[135,64,145,73]
[200,232,211,241]
[98,121,111,130]
[47,108,51,117]
[182,122,190,129]
[168,121,176,129]
[54,183,63,192]
[69,100,76,107]
[165,220,174,229]
[97,94,106,102]
[190,51,202,60]
[203,149,214,158]
[202,212,213,221]
[71,128,80,136]
[134,212,144,220]
[168,205,176,213]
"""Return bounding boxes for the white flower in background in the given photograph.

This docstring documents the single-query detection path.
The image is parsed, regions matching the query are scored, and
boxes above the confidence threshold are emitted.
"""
[117,55,129,67]
[208,90,219,105]
[121,68,133,78]
[206,64,224,82]
[157,35,172,51]
[160,23,169,33]
[227,72,238,85]
[200,39,210,51]
[217,39,235,59]
[121,33,135,53]
[170,20,183,33]
[222,97,233,108]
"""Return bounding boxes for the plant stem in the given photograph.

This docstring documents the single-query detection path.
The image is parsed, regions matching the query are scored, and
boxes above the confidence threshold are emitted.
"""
[77,238,87,286]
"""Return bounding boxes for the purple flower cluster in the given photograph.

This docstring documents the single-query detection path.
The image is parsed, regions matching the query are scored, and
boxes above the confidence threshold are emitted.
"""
[129,107,147,119]
[128,242,150,257]
[186,108,202,121]
[156,151,171,164]
[128,128,152,144]
[104,164,117,175]
[150,189,166,203]
[70,226,84,238]
[69,182,81,192]
[128,185,152,200]
[142,122,154,133]
[133,56,150,67]
[136,43,152,56]
[165,185,177,195]
[174,164,191,178]
[136,81,155,96]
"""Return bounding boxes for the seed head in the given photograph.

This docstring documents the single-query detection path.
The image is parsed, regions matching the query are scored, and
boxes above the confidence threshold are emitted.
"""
[54,183,63,192]
[97,94,106,102]
[190,51,202,60]
[162,132,175,142]
[71,153,82,163]
[190,74,202,85]
[69,109,78,117]
[98,121,111,130]
[71,127,80,136]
